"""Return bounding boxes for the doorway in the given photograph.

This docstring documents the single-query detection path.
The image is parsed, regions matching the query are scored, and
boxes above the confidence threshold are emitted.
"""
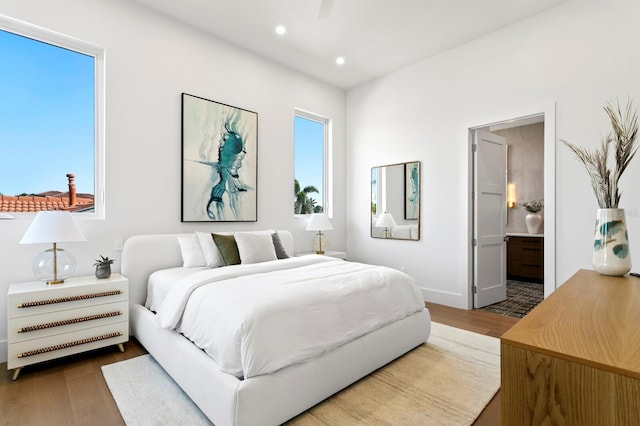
[469,105,556,310]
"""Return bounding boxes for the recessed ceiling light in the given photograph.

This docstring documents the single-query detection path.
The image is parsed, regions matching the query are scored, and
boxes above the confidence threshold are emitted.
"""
[275,25,286,35]
[336,57,345,66]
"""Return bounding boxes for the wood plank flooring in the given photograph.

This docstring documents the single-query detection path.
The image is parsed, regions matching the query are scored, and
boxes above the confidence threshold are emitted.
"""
[0,303,518,425]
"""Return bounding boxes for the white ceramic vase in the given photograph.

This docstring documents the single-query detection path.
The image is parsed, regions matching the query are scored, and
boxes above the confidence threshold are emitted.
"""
[525,212,542,234]
[592,208,631,276]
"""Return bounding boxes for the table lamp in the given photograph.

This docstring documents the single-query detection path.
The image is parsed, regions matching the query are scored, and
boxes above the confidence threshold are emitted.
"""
[375,212,396,239]
[306,213,333,254]
[20,211,86,285]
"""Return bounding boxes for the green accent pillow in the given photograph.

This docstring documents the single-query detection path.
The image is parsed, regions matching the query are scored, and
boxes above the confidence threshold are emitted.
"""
[212,233,241,266]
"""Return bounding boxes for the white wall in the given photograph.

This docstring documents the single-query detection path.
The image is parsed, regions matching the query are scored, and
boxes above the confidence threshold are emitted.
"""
[0,0,346,362]
[347,0,640,308]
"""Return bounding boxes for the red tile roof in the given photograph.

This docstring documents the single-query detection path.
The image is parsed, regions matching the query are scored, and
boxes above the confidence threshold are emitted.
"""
[0,194,94,213]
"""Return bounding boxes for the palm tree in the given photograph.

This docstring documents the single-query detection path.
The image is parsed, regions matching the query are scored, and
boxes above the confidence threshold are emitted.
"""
[294,179,321,214]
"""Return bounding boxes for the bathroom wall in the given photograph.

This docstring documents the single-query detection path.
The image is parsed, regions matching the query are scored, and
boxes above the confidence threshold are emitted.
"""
[495,122,545,234]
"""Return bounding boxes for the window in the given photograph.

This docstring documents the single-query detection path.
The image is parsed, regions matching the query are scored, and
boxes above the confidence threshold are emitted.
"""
[294,111,330,215]
[0,15,104,217]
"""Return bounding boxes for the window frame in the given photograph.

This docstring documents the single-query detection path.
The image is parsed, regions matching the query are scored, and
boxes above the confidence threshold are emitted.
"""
[294,108,332,217]
[0,14,105,220]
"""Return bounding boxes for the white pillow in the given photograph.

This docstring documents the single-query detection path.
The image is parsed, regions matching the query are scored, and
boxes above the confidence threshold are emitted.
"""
[177,235,206,268]
[195,231,225,268]
[234,232,278,264]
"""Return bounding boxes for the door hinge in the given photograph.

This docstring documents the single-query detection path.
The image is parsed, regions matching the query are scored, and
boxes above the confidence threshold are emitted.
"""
[472,238,477,246]
[472,143,477,153]
[472,286,477,294]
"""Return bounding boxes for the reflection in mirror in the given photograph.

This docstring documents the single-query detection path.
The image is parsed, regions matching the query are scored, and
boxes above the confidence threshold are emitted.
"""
[371,161,420,240]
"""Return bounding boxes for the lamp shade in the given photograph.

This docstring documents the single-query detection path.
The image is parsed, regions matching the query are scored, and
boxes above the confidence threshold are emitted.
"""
[20,211,86,285]
[375,212,397,228]
[20,211,86,244]
[306,213,333,232]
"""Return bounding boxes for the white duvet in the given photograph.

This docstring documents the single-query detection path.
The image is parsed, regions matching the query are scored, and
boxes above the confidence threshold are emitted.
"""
[155,255,426,378]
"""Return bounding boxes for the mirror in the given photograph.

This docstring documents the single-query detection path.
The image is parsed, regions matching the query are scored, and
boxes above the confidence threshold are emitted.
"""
[371,161,420,240]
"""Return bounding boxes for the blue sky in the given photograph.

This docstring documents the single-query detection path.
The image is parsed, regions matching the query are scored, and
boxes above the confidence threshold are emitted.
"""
[294,116,324,206]
[0,28,322,202]
[0,29,95,196]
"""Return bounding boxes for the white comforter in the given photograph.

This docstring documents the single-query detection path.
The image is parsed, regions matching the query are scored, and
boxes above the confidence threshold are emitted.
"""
[155,255,425,378]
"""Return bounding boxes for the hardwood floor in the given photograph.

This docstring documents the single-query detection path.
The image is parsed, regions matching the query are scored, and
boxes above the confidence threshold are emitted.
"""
[0,342,146,426]
[0,303,518,425]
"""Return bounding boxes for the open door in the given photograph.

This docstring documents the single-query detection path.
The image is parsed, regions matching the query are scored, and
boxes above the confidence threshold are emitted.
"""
[473,129,507,308]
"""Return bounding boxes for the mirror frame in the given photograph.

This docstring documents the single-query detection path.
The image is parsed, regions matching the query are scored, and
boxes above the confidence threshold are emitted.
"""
[370,161,420,241]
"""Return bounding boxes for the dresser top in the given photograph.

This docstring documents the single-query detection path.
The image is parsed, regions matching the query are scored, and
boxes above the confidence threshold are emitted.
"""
[501,269,640,379]
[8,274,126,294]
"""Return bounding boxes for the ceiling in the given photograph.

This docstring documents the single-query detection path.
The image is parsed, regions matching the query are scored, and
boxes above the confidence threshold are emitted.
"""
[130,0,570,90]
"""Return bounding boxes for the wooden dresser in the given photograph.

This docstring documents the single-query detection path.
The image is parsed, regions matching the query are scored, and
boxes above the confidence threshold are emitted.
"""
[501,270,640,424]
[507,235,544,282]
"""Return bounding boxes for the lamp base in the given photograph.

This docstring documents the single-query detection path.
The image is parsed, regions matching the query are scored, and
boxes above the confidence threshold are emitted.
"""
[33,247,76,285]
[312,233,330,254]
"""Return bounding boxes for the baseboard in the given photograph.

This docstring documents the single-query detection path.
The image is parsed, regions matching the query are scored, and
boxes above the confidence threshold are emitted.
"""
[422,287,468,310]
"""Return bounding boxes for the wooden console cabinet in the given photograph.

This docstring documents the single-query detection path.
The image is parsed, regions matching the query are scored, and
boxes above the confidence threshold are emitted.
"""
[507,235,543,282]
[501,270,640,424]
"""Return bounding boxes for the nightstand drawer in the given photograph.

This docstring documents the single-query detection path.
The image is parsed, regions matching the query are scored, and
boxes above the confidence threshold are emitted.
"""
[7,274,130,379]
[8,301,129,343]
[8,321,129,369]
[8,279,128,319]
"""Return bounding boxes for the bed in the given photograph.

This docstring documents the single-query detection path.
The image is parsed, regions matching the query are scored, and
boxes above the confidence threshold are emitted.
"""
[121,230,431,426]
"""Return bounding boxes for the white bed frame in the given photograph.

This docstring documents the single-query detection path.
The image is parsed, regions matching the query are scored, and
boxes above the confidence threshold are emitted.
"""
[121,231,431,426]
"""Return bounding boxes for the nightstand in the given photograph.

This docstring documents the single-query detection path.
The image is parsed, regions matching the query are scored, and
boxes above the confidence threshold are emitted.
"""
[295,251,347,260]
[7,274,129,380]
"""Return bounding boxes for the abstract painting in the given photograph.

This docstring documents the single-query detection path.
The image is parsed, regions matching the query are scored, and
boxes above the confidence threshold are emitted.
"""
[181,93,257,222]
[404,161,420,220]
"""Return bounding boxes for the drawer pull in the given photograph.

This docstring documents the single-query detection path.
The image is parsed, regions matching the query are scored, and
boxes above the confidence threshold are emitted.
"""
[17,290,123,308]
[18,311,123,333]
[16,332,123,358]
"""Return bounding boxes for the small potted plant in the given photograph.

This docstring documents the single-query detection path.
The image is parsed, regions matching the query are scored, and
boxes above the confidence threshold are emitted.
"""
[94,255,115,279]
[520,200,544,213]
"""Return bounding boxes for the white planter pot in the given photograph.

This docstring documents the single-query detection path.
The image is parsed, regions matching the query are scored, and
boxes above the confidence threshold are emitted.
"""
[592,208,631,276]
[525,212,542,234]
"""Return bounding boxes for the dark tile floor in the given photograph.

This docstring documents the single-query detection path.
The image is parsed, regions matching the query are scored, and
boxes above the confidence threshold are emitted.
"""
[478,279,544,318]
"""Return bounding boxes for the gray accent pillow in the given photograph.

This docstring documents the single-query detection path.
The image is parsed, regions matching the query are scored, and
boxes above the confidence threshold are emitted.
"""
[271,232,289,259]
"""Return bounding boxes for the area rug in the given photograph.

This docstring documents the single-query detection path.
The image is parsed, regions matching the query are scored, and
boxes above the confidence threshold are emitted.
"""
[479,279,544,318]
[102,322,500,426]
[101,353,211,425]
